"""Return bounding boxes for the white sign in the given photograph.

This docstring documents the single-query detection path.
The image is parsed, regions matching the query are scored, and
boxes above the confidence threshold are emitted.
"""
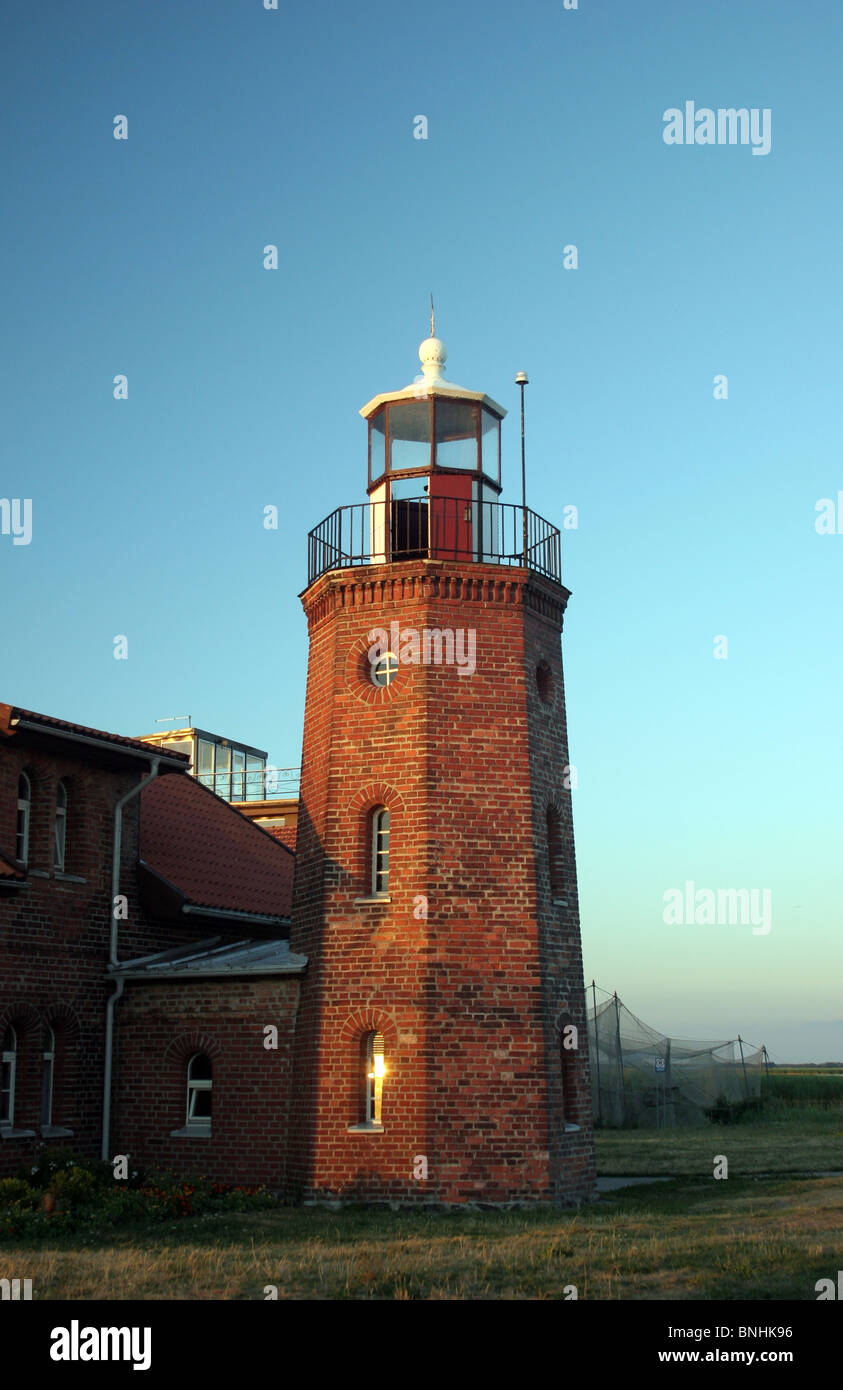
[655,1057,666,1073]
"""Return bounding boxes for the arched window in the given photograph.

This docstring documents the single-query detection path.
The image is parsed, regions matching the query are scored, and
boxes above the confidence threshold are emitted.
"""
[41,1025,55,1128]
[186,1053,212,1132]
[360,1031,385,1126]
[371,807,390,896]
[54,782,67,870]
[16,775,30,864]
[547,807,564,901]
[1,1026,17,1127]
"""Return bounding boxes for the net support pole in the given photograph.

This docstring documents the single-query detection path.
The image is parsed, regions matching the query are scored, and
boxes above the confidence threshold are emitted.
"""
[591,980,602,1125]
[738,1034,750,1098]
[665,1036,675,1127]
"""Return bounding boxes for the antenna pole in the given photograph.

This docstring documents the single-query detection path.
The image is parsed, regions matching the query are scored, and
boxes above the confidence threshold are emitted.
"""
[515,371,528,566]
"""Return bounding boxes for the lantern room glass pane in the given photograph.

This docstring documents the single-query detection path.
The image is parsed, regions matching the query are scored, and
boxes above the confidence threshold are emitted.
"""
[434,400,479,470]
[388,401,431,473]
[481,410,500,483]
[370,409,386,482]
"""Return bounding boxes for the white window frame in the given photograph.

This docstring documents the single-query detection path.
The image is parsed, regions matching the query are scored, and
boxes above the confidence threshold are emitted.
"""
[41,1025,55,1128]
[16,774,30,865]
[1,1026,17,1128]
[186,1053,212,1133]
[54,781,67,870]
[371,807,390,896]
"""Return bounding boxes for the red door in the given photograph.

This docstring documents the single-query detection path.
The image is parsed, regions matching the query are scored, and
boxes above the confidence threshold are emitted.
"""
[428,474,473,560]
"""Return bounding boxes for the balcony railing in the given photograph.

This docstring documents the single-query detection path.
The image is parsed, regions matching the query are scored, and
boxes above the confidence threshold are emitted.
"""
[307,496,562,586]
[197,767,300,803]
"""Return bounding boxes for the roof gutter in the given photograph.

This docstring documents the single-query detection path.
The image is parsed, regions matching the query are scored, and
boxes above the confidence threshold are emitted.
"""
[113,963,307,981]
[180,904,291,927]
[101,756,162,1162]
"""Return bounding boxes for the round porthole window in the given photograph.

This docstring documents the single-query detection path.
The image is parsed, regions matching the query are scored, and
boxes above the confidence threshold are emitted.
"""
[536,659,554,704]
[371,653,399,688]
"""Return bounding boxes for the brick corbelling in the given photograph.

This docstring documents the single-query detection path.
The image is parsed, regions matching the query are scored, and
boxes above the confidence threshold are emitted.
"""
[302,561,570,630]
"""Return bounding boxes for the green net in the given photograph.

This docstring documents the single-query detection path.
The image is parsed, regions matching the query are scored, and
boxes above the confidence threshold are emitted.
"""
[587,990,765,1127]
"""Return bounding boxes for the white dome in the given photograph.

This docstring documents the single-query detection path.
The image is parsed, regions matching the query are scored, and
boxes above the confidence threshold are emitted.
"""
[418,336,447,383]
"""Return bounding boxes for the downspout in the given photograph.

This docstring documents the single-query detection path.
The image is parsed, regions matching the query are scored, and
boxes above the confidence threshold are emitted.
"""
[101,757,161,1161]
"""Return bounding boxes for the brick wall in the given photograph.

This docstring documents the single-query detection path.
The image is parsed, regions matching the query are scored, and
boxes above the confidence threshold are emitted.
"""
[0,744,234,1176]
[113,976,300,1188]
[288,559,596,1205]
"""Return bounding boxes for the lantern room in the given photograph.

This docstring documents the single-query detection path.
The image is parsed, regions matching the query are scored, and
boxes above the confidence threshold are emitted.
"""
[360,332,505,566]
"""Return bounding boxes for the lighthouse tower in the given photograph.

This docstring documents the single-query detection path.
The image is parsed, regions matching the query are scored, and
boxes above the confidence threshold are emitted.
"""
[287,329,596,1205]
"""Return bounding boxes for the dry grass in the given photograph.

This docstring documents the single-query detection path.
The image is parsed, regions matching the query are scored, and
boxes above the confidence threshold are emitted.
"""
[2,1175,840,1300]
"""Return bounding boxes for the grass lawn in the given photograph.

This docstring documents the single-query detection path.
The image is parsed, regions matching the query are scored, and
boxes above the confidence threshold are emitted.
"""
[3,1100,839,1299]
[2,1174,840,1300]
[594,1103,843,1176]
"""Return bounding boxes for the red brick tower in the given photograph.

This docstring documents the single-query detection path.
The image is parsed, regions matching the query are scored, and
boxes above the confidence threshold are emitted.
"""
[288,328,595,1205]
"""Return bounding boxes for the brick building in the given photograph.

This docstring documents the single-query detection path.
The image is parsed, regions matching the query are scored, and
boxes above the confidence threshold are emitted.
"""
[0,332,596,1205]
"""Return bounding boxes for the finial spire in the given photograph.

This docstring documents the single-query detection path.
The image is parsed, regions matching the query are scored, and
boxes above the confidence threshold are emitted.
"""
[430,293,435,339]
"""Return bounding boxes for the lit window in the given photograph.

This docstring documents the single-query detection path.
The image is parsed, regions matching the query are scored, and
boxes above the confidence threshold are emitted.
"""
[186,1053,212,1131]
[42,1025,55,1128]
[371,807,390,895]
[16,775,30,864]
[360,1032,385,1125]
[54,782,67,870]
[371,653,399,688]
[1,1026,17,1127]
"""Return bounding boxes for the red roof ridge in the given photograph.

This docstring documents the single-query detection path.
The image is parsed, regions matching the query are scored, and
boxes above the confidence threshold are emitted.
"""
[5,705,190,761]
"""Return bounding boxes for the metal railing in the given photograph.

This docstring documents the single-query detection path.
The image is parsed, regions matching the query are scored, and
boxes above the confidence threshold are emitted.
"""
[196,767,300,803]
[307,496,561,586]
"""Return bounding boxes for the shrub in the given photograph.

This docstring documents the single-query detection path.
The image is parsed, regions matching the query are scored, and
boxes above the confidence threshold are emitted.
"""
[0,1149,278,1240]
[0,1177,40,1210]
[705,1093,765,1125]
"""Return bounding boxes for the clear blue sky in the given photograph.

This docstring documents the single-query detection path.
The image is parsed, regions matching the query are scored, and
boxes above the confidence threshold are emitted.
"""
[2,0,841,1060]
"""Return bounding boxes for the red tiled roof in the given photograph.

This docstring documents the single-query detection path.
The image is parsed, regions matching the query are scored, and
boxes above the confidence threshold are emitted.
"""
[1,704,189,762]
[261,824,298,852]
[140,775,295,919]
